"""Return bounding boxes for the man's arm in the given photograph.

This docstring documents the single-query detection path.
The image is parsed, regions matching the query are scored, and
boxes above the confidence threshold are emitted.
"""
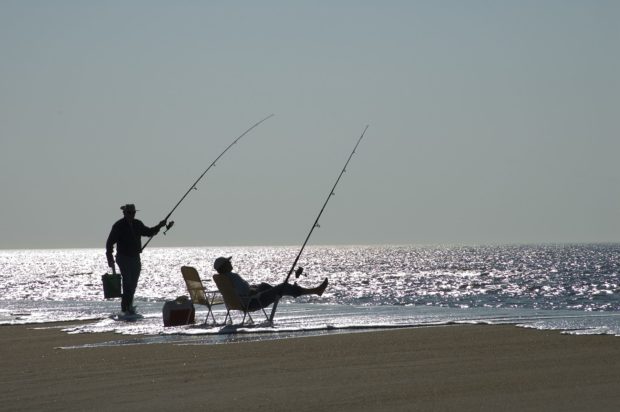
[105,225,117,268]
[138,219,167,237]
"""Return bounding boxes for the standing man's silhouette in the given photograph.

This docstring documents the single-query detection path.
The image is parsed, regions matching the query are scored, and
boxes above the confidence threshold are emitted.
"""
[106,204,166,315]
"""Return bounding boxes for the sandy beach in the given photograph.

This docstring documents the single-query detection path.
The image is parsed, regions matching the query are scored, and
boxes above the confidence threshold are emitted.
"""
[1,323,619,411]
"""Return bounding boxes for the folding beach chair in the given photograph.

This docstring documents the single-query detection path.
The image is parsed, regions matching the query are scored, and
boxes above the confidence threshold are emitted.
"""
[181,266,223,325]
[212,274,271,326]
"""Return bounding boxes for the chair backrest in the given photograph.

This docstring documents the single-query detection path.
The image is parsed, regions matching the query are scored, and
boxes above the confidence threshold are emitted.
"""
[213,274,246,311]
[181,266,208,306]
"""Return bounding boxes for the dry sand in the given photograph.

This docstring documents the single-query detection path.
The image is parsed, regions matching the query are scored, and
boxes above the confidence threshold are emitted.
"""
[1,323,619,411]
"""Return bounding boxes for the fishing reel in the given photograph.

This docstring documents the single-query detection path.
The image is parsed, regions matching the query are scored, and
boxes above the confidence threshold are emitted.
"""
[295,266,305,278]
[163,221,175,235]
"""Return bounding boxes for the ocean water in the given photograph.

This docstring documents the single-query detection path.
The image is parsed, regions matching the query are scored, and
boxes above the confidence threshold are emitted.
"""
[1,244,620,345]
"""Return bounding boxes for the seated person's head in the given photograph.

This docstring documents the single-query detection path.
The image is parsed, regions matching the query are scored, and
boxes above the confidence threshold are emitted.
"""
[214,256,233,274]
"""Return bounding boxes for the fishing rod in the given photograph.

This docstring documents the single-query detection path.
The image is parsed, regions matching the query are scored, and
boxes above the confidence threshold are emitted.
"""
[284,125,369,284]
[141,113,275,251]
[268,125,368,323]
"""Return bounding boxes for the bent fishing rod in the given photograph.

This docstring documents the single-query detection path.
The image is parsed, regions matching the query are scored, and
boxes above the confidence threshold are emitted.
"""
[284,125,369,284]
[141,113,275,251]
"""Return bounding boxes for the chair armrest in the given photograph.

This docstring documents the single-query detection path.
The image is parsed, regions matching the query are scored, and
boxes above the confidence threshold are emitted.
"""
[205,290,224,306]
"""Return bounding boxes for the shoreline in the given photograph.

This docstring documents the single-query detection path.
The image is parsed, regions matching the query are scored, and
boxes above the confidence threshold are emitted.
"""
[1,323,620,411]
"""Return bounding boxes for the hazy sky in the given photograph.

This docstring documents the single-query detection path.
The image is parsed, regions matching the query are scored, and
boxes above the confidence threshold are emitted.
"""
[1,1,618,249]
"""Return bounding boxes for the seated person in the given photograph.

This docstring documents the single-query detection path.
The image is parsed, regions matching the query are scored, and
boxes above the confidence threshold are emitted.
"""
[213,256,328,311]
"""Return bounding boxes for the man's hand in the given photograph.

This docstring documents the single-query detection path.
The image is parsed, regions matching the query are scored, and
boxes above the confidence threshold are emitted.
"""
[158,219,167,229]
[106,253,115,269]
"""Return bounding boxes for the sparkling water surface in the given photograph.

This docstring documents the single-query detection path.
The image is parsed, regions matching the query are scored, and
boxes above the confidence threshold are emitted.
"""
[1,244,620,344]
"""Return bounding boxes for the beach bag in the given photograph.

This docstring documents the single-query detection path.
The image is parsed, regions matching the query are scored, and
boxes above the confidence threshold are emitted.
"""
[162,296,195,327]
[102,273,122,299]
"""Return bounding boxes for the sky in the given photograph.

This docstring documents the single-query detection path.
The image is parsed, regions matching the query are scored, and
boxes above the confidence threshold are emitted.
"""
[0,1,618,249]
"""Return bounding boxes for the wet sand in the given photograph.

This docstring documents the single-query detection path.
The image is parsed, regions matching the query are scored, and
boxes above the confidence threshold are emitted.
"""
[1,323,619,411]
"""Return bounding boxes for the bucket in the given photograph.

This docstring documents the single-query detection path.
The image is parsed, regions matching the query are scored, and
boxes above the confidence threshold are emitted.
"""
[163,296,195,327]
[102,273,122,299]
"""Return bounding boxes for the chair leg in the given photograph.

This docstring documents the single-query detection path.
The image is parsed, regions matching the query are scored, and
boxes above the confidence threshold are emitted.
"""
[241,311,254,326]
[247,295,271,325]
[269,298,280,323]
[209,308,217,325]
[205,311,217,326]
[260,306,270,324]
[206,294,220,326]
[205,306,215,326]
[224,310,232,325]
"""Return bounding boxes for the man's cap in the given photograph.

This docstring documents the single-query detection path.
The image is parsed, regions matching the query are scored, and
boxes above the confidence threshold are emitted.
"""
[120,204,138,213]
[214,256,232,271]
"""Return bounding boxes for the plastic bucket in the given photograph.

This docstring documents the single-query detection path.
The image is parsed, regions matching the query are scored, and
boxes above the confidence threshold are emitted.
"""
[102,273,122,299]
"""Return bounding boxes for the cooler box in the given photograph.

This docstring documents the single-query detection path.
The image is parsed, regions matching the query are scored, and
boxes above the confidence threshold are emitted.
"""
[163,296,195,327]
[102,273,122,299]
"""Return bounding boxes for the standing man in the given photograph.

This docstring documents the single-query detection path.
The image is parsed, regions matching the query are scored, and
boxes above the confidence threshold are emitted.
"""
[106,204,166,315]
